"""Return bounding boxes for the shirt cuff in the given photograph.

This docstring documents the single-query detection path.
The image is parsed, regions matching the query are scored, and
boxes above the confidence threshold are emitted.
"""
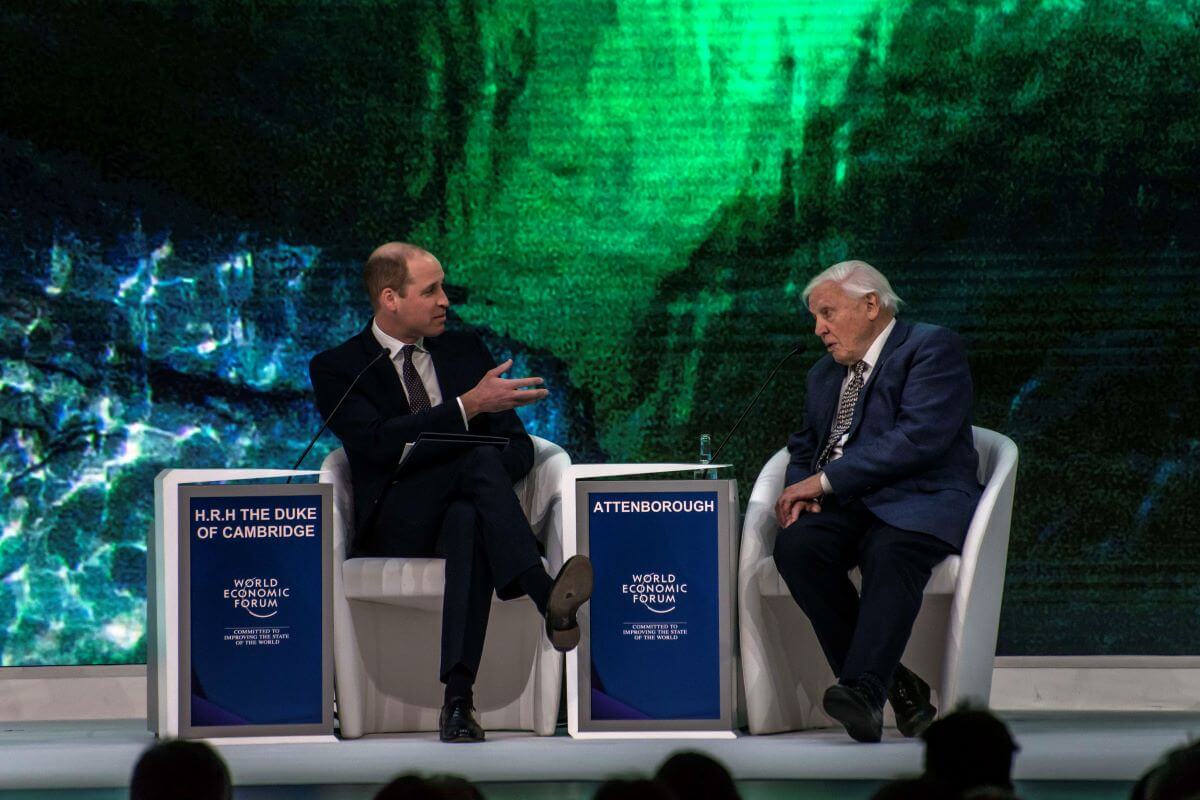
[819,471,833,495]
[455,396,469,430]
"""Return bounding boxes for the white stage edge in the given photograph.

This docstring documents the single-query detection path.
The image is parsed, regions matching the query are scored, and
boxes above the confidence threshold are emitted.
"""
[5,659,1200,722]
[0,713,1195,790]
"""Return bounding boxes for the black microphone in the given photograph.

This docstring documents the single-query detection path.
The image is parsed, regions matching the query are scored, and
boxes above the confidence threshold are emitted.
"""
[709,342,804,464]
[287,344,390,482]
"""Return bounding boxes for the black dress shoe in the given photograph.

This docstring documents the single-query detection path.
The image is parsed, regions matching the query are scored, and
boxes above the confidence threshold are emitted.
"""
[545,555,593,652]
[823,683,883,743]
[889,664,937,738]
[439,698,484,743]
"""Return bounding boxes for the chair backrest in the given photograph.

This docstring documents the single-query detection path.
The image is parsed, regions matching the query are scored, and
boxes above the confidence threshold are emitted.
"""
[952,425,1019,604]
[940,426,1019,704]
[319,447,354,561]
[971,426,1019,494]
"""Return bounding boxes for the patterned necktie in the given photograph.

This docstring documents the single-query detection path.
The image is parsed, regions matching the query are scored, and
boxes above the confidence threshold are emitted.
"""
[816,360,867,468]
[399,345,432,413]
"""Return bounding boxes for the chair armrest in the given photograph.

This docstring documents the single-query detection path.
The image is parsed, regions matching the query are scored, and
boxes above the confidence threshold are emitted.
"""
[740,448,790,576]
[942,429,1019,705]
[515,436,571,543]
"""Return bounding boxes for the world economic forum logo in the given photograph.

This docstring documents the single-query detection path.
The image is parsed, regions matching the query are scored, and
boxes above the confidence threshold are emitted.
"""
[622,572,688,614]
[223,577,291,619]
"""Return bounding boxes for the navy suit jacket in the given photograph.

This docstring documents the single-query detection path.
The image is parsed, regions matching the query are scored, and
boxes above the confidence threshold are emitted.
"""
[785,319,982,549]
[309,323,534,541]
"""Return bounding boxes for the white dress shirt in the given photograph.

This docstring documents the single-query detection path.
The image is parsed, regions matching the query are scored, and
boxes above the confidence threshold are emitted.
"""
[819,317,896,494]
[372,320,468,429]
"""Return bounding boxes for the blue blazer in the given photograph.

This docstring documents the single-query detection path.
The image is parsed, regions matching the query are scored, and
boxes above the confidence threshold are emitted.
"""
[785,318,982,550]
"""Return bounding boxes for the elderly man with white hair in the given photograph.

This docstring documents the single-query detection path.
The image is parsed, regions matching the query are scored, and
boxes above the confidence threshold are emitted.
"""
[772,260,983,743]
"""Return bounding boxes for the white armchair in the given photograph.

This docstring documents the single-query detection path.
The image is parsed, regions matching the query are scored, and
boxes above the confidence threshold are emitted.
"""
[739,426,1018,734]
[321,436,570,738]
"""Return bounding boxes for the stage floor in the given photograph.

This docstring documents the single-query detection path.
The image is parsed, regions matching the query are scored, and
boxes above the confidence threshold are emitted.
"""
[0,712,1194,795]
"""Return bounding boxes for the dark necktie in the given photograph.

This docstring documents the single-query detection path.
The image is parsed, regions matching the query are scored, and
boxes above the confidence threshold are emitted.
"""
[816,360,867,468]
[399,345,432,413]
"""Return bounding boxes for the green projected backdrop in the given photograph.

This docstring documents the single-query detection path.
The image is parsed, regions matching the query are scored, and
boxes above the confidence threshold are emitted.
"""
[1,0,1198,665]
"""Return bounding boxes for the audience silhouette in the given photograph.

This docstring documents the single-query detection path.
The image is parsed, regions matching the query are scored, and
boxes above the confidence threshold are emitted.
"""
[655,751,740,800]
[870,778,957,800]
[126,726,1200,800]
[961,787,1022,800]
[427,775,485,800]
[593,778,676,800]
[374,774,484,800]
[921,706,1020,794]
[129,740,231,800]
[1132,740,1200,800]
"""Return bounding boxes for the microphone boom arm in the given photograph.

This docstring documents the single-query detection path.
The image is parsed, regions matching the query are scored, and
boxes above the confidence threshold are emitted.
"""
[287,347,389,482]
[709,344,802,464]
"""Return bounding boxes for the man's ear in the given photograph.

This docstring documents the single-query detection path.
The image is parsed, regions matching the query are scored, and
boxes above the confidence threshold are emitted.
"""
[864,292,881,320]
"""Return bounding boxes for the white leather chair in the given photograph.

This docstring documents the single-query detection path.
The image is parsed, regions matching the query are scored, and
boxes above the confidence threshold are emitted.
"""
[739,426,1018,734]
[321,436,570,738]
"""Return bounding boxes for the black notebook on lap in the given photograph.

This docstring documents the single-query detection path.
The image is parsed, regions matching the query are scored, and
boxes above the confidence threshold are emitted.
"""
[395,431,510,475]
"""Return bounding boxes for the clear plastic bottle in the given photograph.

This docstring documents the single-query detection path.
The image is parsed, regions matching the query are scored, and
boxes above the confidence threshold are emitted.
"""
[698,433,717,479]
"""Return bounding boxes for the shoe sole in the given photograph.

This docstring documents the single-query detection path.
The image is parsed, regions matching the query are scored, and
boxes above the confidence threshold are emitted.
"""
[547,556,593,652]
[823,691,882,743]
[439,733,485,743]
[896,705,936,738]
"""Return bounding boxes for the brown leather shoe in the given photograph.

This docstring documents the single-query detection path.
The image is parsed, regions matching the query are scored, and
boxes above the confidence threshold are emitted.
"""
[545,555,593,652]
[438,698,484,743]
[889,664,937,738]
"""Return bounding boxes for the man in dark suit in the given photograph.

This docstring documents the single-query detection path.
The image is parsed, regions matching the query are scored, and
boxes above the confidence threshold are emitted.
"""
[773,260,982,743]
[309,242,592,742]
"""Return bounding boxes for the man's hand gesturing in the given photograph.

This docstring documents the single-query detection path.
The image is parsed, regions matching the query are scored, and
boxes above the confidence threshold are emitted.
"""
[460,359,548,419]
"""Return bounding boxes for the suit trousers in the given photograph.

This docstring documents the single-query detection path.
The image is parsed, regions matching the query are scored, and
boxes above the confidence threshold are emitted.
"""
[358,445,544,681]
[772,496,957,692]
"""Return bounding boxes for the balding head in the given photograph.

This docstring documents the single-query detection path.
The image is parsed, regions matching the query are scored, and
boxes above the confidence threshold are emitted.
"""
[364,242,438,310]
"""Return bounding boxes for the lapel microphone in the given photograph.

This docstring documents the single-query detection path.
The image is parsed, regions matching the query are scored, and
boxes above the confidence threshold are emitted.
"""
[287,344,391,482]
[709,342,804,463]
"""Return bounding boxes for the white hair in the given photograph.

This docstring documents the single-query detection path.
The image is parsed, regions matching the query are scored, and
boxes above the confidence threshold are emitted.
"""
[801,260,903,313]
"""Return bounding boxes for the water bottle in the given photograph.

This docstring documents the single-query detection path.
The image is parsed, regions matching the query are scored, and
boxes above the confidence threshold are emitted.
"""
[698,433,718,480]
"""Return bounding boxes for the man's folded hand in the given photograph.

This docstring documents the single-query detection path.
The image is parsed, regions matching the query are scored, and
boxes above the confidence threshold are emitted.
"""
[774,473,825,528]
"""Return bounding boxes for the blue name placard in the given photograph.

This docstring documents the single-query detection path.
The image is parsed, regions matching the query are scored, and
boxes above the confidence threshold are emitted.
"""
[180,485,332,736]
[580,484,732,729]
